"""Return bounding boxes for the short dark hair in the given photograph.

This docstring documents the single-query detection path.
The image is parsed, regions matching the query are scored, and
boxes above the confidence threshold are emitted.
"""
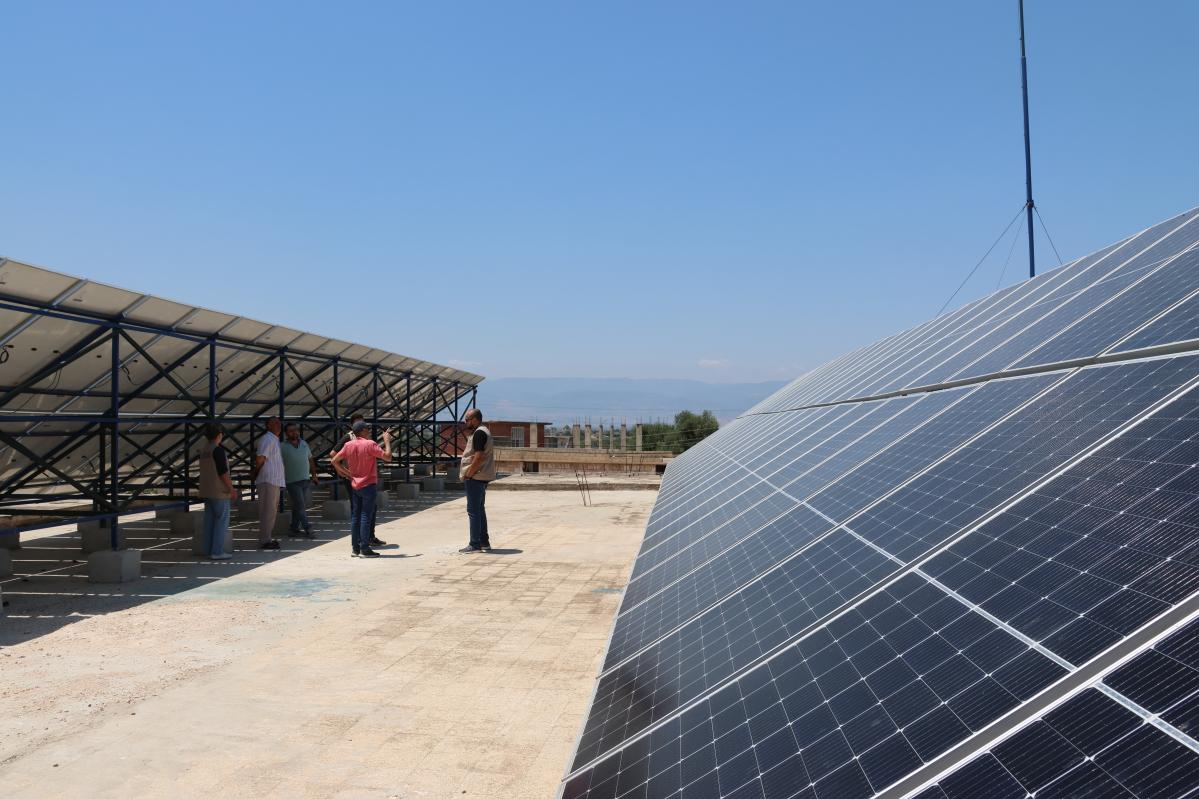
[351,412,365,423]
[466,408,483,422]
[284,422,298,433]
[203,422,224,441]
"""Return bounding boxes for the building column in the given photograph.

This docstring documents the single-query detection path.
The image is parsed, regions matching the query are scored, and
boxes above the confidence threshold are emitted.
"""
[529,423,538,449]
[635,423,643,451]
[584,423,592,448]
[621,422,628,451]
[572,423,580,448]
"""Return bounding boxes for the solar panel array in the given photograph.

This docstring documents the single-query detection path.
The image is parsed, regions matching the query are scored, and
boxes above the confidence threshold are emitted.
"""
[0,257,482,499]
[561,206,1199,799]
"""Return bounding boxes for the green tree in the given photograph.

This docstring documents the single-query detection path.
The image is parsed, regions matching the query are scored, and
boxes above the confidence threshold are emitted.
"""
[674,410,719,453]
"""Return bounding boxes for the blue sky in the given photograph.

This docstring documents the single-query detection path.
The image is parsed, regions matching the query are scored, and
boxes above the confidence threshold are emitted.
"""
[2,1,1195,382]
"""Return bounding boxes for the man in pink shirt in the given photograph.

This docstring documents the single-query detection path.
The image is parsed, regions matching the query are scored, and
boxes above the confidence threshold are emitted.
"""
[331,420,392,558]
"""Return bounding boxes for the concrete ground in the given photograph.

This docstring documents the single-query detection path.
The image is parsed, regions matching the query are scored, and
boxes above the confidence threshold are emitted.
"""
[0,488,652,799]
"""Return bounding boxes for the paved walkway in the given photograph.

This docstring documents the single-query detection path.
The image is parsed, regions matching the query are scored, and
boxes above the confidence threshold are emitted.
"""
[0,489,652,799]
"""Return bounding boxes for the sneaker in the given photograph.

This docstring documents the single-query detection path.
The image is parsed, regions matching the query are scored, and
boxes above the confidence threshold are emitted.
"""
[480,545,493,553]
[260,540,281,551]
[360,548,381,558]
[351,550,361,558]
[370,537,386,546]
[209,553,233,561]
[459,546,482,554]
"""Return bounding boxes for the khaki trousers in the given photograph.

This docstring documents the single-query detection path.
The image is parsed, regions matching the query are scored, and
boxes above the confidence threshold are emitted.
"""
[257,484,281,544]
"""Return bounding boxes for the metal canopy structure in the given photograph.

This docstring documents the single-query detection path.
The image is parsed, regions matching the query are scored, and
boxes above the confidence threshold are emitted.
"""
[562,205,1199,799]
[0,256,482,543]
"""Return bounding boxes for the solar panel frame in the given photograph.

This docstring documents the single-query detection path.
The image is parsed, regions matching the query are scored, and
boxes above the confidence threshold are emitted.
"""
[563,207,1199,799]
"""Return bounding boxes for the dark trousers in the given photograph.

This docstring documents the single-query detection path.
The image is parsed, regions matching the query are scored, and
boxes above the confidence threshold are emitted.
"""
[285,480,312,533]
[465,478,490,548]
[350,484,378,552]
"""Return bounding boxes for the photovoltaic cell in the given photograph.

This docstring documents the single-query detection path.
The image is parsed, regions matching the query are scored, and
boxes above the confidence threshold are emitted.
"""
[911,615,1199,799]
[561,206,1199,799]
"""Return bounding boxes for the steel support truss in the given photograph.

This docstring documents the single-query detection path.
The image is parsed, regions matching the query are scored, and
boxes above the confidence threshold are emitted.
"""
[0,295,479,547]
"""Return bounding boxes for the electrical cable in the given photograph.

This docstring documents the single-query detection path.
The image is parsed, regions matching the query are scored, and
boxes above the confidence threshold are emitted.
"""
[995,214,1027,291]
[937,205,1026,317]
[1034,206,1065,265]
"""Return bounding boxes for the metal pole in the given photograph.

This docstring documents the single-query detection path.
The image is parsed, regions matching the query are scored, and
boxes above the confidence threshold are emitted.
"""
[208,338,217,416]
[278,349,286,419]
[109,330,120,550]
[405,373,412,475]
[453,382,460,460]
[332,357,339,501]
[1019,0,1036,278]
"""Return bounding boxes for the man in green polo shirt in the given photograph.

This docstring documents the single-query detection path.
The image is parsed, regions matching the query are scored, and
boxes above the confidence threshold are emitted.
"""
[281,422,319,538]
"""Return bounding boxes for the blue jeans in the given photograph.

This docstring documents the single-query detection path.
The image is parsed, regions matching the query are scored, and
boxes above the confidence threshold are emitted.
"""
[350,484,378,552]
[465,478,490,548]
[203,498,230,557]
[285,480,312,533]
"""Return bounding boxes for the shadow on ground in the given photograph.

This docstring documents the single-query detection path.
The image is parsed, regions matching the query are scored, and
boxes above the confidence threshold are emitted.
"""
[0,488,464,646]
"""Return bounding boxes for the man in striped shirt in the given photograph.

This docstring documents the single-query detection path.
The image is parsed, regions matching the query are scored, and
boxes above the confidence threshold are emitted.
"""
[250,416,286,551]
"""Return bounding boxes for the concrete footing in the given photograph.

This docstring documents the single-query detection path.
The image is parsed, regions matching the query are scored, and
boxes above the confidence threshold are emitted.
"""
[413,464,430,477]
[0,532,20,550]
[0,547,11,578]
[323,499,350,520]
[444,466,460,483]
[393,483,420,500]
[88,549,140,583]
[192,525,234,556]
[421,477,445,492]
[376,490,392,511]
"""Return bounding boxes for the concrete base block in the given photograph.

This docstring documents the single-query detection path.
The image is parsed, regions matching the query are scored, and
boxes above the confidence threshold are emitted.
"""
[322,499,350,520]
[170,510,204,536]
[273,511,292,534]
[88,549,140,583]
[0,532,18,550]
[0,547,11,578]
[237,500,260,519]
[393,482,420,500]
[421,477,446,492]
[389,467,411,482]
[191,526,234,556]
[413,464,430,477]
[376,490,392,511]
[444,466,460,482]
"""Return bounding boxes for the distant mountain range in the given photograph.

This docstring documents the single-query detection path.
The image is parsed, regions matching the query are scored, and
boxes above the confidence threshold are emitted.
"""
[474,378,789,426]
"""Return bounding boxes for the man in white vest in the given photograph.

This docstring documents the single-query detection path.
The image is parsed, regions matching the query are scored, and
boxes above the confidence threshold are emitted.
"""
[459,408,495,553]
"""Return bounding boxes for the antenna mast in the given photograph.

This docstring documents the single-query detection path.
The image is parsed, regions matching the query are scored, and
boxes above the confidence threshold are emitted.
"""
[1018,0,1036,278]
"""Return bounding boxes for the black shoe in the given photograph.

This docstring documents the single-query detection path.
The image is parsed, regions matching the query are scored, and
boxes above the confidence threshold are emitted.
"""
[459,546,482,554]
[360,548,381,558]
[352,549,360,558]
[370,537,386,546]
[260,540,281,551]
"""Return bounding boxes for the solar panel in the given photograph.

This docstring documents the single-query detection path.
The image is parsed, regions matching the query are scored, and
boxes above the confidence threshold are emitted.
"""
[0,257,482,509]
[560,206,1199,799]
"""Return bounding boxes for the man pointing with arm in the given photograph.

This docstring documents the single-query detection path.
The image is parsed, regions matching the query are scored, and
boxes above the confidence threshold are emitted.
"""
[331,420,392,558]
